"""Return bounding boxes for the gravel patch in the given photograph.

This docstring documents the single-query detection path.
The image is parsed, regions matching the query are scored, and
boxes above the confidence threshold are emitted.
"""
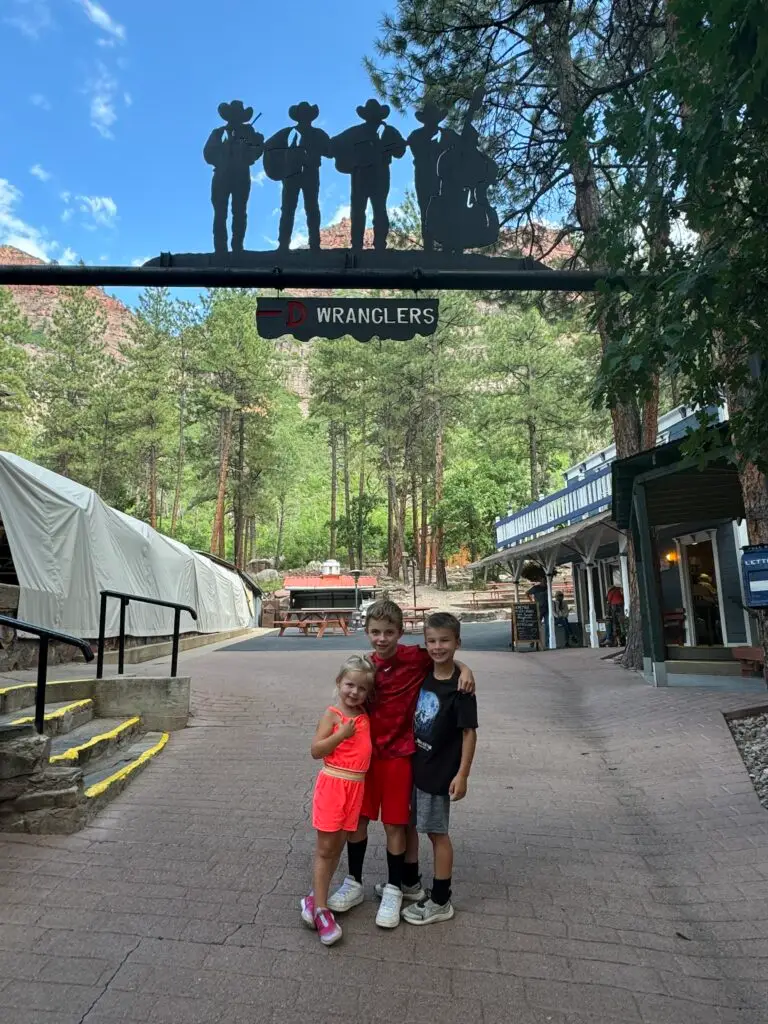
[729,711,768,808]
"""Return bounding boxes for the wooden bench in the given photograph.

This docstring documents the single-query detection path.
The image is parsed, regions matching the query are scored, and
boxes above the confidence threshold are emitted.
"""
[733,646,765,677]
[315,617,349,639]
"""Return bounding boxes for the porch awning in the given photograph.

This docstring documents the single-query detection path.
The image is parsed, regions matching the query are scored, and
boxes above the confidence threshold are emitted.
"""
[468,509,617,570]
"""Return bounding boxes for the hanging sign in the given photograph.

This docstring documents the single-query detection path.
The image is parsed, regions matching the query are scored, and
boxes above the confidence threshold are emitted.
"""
[256,297,439,342]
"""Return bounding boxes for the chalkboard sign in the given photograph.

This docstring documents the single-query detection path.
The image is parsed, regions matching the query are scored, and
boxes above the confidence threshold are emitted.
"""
[511,602,542,651]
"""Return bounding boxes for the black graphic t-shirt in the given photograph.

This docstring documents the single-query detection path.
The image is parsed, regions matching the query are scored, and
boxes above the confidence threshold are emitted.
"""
[412,667,478,796]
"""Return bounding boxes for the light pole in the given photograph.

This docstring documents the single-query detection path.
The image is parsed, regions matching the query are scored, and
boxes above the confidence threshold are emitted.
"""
[351,569,362,630]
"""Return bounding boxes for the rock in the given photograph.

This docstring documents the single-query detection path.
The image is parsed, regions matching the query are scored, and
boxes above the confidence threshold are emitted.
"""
[305,561,323,574]
[729,713,768,808]
[0,726,50,781]
[255,568,280,583]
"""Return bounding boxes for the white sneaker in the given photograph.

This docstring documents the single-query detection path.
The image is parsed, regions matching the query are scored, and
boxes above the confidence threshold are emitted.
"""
[374,880,426,903]
[402,897,455,926]
[375,883,403,928]
[327,876,364,913]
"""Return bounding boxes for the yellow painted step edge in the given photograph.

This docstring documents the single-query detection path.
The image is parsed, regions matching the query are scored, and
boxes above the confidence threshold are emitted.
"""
[50,717,141,764]
[0,678,92,696]
[11,699,93,727]
[85,733,169,799]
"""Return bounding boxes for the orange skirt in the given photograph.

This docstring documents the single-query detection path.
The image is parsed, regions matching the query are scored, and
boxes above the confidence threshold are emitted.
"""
[312,771,365,833]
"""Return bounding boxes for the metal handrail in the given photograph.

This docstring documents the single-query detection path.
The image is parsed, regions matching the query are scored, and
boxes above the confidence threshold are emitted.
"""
[96,591,198,679]
[0,614,94,734]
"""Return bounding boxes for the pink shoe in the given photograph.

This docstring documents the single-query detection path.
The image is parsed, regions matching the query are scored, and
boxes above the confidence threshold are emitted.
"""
[300,894,316,929]
[314,907,342,946]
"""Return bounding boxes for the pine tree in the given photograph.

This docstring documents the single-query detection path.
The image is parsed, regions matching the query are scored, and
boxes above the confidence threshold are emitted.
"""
[0,288,34,455]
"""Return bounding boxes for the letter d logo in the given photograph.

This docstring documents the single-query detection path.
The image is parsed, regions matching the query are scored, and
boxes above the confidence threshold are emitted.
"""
[287,301,307,328]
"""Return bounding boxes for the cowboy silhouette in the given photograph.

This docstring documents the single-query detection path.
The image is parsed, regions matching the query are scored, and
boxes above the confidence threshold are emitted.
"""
[331,99,406,250]
[407,100,448,252]
[203,100,264,254]
[263,102,331,252]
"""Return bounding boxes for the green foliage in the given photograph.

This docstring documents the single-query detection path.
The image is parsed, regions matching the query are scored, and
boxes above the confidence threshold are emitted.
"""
[0,288,34,456]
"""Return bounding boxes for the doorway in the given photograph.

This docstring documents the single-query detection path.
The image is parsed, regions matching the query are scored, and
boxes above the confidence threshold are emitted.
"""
[684,539,722,646]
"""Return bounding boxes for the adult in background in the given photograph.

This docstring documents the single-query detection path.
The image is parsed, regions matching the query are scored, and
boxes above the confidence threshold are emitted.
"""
[527,578,549,647]
[203,100,264,254]
[602,581,625,647]
[553,590,577,647]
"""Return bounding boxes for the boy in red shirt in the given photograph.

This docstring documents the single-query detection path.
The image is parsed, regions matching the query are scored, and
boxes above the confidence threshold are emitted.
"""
[327,599,475,928]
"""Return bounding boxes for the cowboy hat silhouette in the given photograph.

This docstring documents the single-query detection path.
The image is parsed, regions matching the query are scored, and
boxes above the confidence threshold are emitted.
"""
[415,100,448,125]
[218,100,253,124]
[288,101,320,123]
[356,99,390,123]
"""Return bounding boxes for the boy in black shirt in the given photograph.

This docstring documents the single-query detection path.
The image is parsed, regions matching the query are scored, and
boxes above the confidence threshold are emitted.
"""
[403,612,478,925]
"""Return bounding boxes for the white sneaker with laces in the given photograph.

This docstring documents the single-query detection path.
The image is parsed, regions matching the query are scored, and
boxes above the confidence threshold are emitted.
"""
[374,880,425,903]
[402,897,455,926]
[375,883,403,928]
[327,876,364,913]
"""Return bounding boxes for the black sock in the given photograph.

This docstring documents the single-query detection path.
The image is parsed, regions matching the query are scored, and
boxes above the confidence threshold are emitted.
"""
[387,851,405,889]
[431,877,452,905]
[347,838,367,883]
[402,860,420,888]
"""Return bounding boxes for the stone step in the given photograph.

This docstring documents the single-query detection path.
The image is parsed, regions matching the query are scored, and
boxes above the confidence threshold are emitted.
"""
[83,732,168,814]
[49,716,142,767]
[0,699,94,737]
[0,678,93,716]
[665,659,742,676]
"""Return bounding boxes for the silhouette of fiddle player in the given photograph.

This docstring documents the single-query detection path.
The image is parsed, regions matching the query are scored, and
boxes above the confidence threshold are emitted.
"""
[203,100,264,254]
[331,99,406,250]
[407,100,448,252]
[264,102,331,252]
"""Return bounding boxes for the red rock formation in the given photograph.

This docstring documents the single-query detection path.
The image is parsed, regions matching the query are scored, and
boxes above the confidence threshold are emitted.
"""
[0,245,134,358]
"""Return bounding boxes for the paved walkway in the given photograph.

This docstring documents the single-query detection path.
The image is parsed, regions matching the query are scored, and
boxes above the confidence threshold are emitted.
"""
[2,640,768,1023]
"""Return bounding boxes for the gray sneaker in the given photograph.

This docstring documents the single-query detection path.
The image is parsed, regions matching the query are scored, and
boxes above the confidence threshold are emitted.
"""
[374,880,425,903]
[402,897,455,926]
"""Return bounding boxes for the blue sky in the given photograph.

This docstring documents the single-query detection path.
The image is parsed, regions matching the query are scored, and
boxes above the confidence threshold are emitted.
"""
[0,0,418,290]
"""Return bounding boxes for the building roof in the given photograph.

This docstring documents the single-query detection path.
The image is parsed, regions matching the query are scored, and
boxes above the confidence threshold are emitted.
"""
[469,510,616,570]
[283,575,377,590]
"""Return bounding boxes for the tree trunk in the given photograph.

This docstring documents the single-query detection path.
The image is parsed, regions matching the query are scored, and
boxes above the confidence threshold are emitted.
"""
[357,417,366,570]
[433,362,448,590]
[275,499,285,568]
[171,392,185,536]
[527,416,539,500]
[329,422,337,560]
[233,413,246,568]
[148,447,158,529]
[342,421,354,568]
[210,408,234,556]
[420,470,429,584]
[411,472,420,569]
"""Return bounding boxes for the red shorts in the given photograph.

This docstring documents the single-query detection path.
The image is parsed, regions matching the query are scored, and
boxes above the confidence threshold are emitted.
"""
[360,755,412,826]
[312,772,365,833]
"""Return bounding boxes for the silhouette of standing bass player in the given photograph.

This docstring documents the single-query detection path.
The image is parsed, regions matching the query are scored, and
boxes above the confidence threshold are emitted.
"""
[331,99,406,251]
[264,102,331,252]
[203,100,264,254]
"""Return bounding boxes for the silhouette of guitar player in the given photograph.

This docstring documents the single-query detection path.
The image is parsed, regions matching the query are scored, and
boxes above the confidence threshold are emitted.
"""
[264,102,331,252]
[331,99,406,251]
[203,100,264,254]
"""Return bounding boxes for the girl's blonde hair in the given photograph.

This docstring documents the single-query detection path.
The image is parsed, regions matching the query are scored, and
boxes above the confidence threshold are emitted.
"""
[336,654,376,694]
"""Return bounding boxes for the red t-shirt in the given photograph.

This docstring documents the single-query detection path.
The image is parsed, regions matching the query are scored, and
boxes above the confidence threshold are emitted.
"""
[370,643,432,760]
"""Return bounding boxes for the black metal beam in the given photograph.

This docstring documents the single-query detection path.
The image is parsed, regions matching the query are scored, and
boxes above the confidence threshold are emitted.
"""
[0,262,630,293]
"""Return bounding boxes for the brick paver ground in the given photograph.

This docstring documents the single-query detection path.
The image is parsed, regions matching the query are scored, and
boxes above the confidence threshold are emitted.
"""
[2,640,768,1023]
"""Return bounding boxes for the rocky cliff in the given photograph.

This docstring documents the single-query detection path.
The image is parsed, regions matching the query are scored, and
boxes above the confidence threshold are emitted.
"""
[0,246,134,358]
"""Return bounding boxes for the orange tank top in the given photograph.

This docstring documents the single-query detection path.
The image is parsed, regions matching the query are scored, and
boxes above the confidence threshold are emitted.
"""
[324,706,372,774]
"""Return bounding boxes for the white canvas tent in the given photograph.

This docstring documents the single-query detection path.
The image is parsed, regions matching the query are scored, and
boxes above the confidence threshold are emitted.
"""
[0,452,256,638]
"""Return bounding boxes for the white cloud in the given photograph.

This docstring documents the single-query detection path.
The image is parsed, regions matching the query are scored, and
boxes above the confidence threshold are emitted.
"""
[77,194,118,227]
[30,164,51,182]
[5,0,53,39]
[326,204,351,226]
[58,247,78,265]
[290,231,309,250]
[130,256,151,267]
[61,209,74,222]
[123,91,133,107]
[251,169,268,187]
[78,0,125,41]
[30,92,52,111]
[0,177,73,263]
[85,63,119,138]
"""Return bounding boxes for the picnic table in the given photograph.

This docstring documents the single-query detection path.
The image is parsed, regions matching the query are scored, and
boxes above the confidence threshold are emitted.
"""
[401,606,433,632]
[274,608,354,639]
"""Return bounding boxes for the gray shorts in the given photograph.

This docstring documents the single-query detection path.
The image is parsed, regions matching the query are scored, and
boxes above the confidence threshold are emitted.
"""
[411,786,450,834]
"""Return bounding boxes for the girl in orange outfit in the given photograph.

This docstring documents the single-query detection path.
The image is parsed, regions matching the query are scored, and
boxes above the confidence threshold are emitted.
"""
[301,655,374,945]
